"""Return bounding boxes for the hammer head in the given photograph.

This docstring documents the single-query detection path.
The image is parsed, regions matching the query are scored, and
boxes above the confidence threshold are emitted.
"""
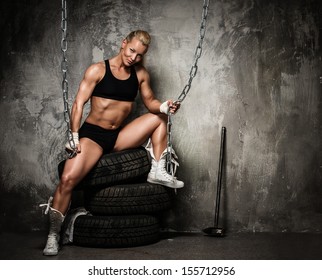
[202,227,225,237]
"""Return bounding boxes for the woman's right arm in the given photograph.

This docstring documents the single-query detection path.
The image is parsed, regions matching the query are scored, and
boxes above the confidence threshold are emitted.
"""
[69,63,104,152]
[70,63,103,132]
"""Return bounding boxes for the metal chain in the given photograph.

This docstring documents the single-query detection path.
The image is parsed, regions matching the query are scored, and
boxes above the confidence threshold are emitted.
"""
[166,0,210,175]
[176,0,210,103]
[61,0,77,158]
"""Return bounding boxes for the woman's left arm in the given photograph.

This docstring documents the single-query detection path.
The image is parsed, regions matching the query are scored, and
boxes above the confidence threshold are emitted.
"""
[139,67,180,114]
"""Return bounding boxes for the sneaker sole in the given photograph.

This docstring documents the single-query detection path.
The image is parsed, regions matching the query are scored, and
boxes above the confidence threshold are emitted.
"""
[43,250,58,256]
[147,177,184,189]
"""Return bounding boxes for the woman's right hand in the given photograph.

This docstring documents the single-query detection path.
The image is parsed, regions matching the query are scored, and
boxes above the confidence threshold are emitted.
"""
[65,132,81,156]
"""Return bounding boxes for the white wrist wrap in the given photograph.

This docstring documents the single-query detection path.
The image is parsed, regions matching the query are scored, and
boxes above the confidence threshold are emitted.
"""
[160,101,169,114]
[65,132,79,150]
[72,132,79,145]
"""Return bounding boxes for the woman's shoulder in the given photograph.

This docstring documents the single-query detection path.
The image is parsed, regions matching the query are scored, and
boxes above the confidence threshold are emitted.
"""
[84,61,106,82]
[89,61,106,72]
[134,64,149,80]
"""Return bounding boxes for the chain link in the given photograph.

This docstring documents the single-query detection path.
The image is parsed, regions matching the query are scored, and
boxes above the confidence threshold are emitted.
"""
[167,0,210,175]
[61,0,77,158]
[176,0,210,103]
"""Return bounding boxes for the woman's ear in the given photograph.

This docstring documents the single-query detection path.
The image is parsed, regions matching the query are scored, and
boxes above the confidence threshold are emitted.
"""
[121,39,127,49]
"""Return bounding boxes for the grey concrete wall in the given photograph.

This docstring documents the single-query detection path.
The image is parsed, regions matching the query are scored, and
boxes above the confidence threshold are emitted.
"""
[1,0,321,233]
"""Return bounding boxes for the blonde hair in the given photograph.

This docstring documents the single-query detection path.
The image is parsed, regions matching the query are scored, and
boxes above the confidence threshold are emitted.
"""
[125,30,151,47]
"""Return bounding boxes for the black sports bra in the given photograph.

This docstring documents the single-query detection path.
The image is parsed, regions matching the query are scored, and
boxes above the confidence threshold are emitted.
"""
[92,60,139,101]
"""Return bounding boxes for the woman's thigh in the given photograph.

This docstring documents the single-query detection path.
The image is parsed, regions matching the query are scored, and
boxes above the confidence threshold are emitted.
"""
[61,137,103,185]
[113,113,166,152]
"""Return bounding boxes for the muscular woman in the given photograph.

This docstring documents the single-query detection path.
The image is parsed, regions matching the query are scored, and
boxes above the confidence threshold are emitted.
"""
[40,30,184,256]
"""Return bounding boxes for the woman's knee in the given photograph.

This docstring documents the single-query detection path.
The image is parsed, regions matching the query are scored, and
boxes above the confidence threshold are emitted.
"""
[59,172,78,194]
[149,113,167,127]
[157,112,167,122]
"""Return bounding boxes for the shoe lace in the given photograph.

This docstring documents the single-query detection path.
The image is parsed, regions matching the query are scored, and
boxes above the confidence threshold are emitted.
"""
[161,156,181,194]
[162,147,179,175]
[160,165,176,181]
[39,196,53,215]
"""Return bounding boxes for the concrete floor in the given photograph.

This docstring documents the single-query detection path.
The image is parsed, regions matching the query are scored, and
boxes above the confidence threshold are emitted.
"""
[1,231,321,260]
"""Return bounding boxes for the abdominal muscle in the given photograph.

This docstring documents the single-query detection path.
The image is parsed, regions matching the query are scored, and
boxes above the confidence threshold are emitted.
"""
[84,96,133,130]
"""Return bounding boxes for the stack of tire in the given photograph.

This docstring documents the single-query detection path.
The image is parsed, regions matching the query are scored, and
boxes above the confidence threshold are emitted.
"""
[58,147,173,248]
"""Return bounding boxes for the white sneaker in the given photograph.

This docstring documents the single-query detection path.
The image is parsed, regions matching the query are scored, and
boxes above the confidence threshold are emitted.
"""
[40,198,65,256]
[147,157,184,189]
[43,233,60,256]
[145,139,184,189]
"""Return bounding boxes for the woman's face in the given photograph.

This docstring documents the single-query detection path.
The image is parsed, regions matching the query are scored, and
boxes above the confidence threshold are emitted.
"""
[121,37,148,66]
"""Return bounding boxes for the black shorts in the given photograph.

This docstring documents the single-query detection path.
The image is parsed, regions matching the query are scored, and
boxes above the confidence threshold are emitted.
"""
[79,122,121,154]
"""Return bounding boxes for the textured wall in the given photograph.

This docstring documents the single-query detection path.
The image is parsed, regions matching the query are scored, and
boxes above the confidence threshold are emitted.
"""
[0,0,321,233]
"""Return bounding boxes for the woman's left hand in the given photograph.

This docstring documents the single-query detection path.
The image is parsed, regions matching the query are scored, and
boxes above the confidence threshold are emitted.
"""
[168,100,181,114]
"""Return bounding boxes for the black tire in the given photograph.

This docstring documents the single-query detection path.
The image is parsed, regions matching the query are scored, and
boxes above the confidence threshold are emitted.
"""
[58,147,151,189]
[73,214,160,248]
[84,183,173,215]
